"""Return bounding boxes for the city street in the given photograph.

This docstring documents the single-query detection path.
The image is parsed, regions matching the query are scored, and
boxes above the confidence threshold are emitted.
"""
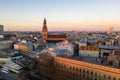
[0,68,19,80]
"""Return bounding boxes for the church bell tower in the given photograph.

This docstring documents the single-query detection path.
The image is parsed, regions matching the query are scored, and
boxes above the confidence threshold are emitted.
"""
[42,18,48,43]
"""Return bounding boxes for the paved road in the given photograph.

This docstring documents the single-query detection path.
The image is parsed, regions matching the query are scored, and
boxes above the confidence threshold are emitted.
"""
[0,74,15,80]
[0,69,19,80]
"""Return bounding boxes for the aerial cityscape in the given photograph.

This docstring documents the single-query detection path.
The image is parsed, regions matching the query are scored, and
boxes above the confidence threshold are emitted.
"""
[0,0,120,80]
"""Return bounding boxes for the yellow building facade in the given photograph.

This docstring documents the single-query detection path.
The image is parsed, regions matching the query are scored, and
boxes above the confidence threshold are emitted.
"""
[36,55,120,80]
[14,43,33,53]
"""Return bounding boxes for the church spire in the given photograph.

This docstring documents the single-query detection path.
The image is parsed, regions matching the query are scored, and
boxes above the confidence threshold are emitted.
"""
[42,18,47,32]
[42,18,48,43]
[43,18,46,24]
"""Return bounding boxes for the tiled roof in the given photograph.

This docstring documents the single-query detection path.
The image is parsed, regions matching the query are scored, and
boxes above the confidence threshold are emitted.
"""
[80,46,99,50]
[48,34,66,38]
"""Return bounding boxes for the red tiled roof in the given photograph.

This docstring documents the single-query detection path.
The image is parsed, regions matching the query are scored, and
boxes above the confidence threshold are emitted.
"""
[48,34,66,38]
[80,46,99,51]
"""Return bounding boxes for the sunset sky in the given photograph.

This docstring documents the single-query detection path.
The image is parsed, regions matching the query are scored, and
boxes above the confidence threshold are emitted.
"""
[0,0,120,31]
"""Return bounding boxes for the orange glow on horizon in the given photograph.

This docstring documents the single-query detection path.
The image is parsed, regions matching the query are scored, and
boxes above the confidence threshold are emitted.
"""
[1,20,120,31]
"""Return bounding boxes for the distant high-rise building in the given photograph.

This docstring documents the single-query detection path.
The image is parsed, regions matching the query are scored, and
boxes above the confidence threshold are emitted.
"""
[107,27,114,34]
[0,25,4,33]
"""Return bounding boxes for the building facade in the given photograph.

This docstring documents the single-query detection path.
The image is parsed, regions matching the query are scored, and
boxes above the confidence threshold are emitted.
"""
[79,46,99,57]
[35,55,120,80]
[14,43,33,53]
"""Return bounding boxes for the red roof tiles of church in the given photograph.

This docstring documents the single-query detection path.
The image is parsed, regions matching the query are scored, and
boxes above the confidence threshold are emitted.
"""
[48,34,66,38]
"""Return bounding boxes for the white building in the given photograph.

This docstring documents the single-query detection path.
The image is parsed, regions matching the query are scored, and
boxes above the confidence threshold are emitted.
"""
[44,41,74,57]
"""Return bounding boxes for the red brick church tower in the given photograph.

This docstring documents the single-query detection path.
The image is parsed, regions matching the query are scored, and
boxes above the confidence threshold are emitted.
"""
[42,18,66,43]
[42,18,48,43]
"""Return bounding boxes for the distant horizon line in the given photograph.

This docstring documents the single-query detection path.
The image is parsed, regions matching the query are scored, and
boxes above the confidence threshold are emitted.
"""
[3,30,120,32]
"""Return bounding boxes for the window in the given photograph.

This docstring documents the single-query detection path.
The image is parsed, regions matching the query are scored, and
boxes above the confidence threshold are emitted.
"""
[95,72,97,76]
[83,74,85,78]
[76,68,78,71]
[91,71,93,75]
[104,75,106,78]
[63,65,65,68]
[76,73,79,76]
[83,70,85,73]
[108,76,111,79]
[113,77,116,80]
[87,70,89,74]
[79,69,81,72]
[95,78,97,80]
[73,67,75,70]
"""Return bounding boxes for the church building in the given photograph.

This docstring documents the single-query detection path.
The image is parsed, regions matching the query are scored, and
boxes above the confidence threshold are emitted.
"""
[42,18,66,43]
